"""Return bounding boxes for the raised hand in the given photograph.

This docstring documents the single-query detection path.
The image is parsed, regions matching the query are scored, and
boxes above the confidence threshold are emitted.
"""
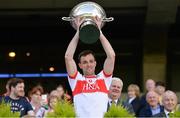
[74,16,84,31]
[93,16,102,30]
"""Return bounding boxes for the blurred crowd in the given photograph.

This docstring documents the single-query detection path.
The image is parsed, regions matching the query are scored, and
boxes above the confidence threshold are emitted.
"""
[0,77,179,118]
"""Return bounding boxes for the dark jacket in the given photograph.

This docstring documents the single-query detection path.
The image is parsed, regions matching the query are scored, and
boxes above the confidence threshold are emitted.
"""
[139,93,148,110]
[107,98,134,114]
[125,97,141,117]
[138,104,164,117]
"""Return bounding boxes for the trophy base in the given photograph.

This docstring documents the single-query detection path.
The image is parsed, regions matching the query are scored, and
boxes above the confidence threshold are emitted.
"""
[79,24,100,44]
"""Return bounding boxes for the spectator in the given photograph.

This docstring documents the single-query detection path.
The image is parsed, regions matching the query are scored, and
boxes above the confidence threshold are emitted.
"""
[3,78,16,96]
[140,79,156,110]
[0,78,35,117]
[155,81,166,105]
[36,94,59,117]
[139,91,163,117]
[154,90,178,118]
[125,84,141,116]
[108,77,134,114]
[56,84,71,101]
[28,85,44,114]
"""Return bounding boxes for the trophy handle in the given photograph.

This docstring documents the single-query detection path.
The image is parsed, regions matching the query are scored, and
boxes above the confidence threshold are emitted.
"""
[102,17,114,22]
[62,17,74,21]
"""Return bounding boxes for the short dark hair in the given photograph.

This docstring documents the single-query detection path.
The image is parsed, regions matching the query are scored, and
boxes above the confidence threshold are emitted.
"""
[78,50,95,63]
[8,78,24,90]
[155,81,166,87]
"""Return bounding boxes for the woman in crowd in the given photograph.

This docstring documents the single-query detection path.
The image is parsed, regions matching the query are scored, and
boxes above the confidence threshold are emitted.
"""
[126,84,141,116]
[28,85,44,114]
[36,92,59,117]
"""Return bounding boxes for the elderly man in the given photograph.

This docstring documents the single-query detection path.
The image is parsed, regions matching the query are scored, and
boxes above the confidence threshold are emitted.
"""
[139,91,163,117]
[139,79,156,110]
[153,90,178,118]
[107,77,134,113]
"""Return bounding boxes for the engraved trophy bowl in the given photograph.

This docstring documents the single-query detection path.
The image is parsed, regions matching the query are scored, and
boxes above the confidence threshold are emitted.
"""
[62,1,114,44]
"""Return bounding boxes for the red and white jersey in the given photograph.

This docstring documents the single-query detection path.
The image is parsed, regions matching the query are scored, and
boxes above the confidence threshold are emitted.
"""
[68,70,112,118]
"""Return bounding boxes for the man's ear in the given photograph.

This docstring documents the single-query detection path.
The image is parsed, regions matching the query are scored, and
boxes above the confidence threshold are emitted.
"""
[78,63,83,69]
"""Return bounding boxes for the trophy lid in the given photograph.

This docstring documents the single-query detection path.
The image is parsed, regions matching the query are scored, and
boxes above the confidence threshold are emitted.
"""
[70,1,106,18]
[69,1,106,29]
[62,1,114,29]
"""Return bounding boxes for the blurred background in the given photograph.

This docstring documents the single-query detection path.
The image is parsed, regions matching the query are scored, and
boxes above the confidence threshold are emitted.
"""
[0,0,180,96]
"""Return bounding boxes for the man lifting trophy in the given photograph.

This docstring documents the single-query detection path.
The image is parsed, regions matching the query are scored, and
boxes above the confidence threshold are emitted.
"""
[62,1,114,44]
[64,1,115,118]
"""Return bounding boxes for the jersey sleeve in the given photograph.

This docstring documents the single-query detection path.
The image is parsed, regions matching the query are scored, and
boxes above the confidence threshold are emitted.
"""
[98,70,112,90]
[67,71,83,91]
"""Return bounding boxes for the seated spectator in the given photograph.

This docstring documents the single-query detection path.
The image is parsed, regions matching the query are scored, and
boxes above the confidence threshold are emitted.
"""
[155,81,166,105]
[28,85,44,114]
[139,91,163,117]
[154,90,178,118]
[56,84,71,101]
[49,90,59,98]
[140,79,156,110]
[36,94,59,117]
[125,84,141,116]
[0,78,35,117]
[3,78,16,96]
[108,77,134,114]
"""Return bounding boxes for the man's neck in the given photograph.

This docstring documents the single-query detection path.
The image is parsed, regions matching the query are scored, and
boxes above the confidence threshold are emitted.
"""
[9,93,20,100]
[84,74,96,77]
[151,104,159,109]
[165,108,174,113]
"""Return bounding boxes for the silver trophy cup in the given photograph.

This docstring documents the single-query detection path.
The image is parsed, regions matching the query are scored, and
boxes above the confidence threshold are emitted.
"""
[62,1,114,44]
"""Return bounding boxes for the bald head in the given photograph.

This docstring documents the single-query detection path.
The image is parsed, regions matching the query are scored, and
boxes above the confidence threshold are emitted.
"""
[146,91,159,108]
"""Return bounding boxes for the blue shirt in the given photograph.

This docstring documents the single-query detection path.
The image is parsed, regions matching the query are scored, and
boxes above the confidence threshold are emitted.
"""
[0,96,33,117]
[151,105,161,115]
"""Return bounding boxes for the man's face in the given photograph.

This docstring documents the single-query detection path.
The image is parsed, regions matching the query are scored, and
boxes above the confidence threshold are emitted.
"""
[12,83,25,97]
[109,81,122,99]
[79,54,96,76]
[146,80,155,91]
[146,91,159,108]
[163,94,177,112]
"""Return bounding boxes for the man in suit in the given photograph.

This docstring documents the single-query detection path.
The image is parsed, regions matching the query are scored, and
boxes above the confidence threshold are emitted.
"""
[153,90,178,118]
[107,77,134,114]
[139,91,164,117]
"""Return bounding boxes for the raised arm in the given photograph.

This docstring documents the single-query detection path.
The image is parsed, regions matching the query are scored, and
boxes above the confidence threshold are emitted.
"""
[65,17,81,77]
[95,16,116,75]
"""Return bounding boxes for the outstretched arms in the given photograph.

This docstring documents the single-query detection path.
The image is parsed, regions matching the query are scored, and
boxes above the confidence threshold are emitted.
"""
[65,17,81,77]
[94,16,116,76]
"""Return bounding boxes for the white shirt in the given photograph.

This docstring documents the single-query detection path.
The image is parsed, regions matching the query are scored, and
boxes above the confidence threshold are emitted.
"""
[108,98,118,106]
[164,109,174,118]
[68,70,112,118]
[128,97,136,104]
